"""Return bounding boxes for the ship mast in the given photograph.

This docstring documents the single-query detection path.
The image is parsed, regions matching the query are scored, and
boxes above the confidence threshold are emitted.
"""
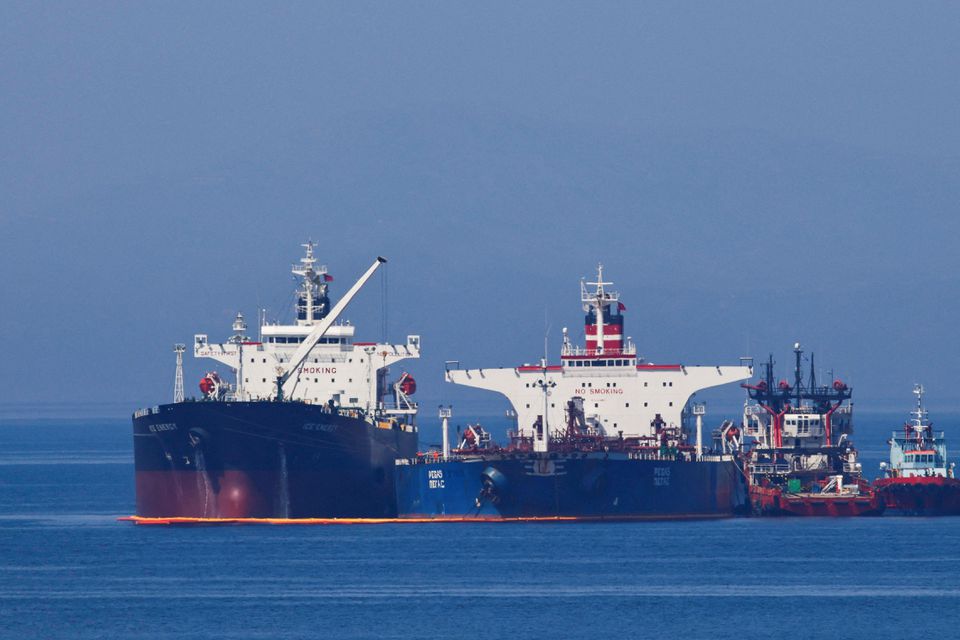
[534,358,556,453]
[173,344,185,403]
[911,383,928,435]
[794,342,803,407]
[291,241,330,326]
[582,264,615,356]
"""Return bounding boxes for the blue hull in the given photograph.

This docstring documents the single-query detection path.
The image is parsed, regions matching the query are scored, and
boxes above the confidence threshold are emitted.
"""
[395,453,748,520]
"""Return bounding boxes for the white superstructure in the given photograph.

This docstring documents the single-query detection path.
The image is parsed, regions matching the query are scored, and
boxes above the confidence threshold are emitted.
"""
[447,266,752,445]
[881,384,953,479]
[193,242,421,416]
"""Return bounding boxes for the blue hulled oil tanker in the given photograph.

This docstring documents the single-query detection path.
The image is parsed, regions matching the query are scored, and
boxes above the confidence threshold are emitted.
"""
[395,267,752,521]
[132,243,422,519]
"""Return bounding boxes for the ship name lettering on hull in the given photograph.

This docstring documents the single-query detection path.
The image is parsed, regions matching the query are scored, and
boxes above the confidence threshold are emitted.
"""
[654,467,671,486]
[428,469,445,489]
[149,423,177,433]
[303,423,339,432]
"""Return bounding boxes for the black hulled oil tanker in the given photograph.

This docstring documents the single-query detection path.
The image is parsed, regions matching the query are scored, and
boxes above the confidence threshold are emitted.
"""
[395,266,752,521]
[133,243,421,519]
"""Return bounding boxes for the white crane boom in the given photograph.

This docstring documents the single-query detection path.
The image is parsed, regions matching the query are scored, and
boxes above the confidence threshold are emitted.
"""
[277,256,386,398]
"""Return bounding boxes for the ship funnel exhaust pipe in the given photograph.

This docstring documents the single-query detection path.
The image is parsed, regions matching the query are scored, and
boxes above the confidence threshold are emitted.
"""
[440,406,452,460]
[693,403,706,460]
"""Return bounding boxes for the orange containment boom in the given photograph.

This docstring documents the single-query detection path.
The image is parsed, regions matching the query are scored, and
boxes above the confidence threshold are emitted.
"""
[118,515,585,525]
[118,513,718,525]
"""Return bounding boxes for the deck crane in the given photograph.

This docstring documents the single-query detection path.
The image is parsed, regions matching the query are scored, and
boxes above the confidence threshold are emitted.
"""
[274,256,386,401]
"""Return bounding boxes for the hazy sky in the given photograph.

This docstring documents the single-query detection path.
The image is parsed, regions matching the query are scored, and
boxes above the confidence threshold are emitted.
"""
[2,2,959,416]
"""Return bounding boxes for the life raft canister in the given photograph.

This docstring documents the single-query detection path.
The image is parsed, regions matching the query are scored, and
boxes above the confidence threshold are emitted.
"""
[399,374,417,395]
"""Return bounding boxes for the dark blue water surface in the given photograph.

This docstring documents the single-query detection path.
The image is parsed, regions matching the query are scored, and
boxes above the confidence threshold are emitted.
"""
[1,412,959,640]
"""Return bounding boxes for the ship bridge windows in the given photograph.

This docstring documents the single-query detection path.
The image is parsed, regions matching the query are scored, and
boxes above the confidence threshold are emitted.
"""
[785,415,822,435]
[566,359,632,367]
[265,336,345,345]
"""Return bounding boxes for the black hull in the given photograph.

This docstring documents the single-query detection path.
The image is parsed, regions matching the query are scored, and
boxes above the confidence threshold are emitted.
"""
[133,401,417,518]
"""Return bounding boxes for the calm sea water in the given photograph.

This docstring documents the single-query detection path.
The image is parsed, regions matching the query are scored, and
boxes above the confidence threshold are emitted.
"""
[0,412,958,640]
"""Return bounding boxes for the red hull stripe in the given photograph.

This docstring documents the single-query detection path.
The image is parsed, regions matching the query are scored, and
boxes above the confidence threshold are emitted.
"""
[875,477,960,487]
[532,359,678,370]
[874,477,960,514]
[585,326,623,336]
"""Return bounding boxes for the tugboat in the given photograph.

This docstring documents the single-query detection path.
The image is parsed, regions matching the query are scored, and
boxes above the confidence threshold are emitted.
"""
[740,344,883,516]
[131,243,422,520]
[875,385,960,516]
[394,266,753,521]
